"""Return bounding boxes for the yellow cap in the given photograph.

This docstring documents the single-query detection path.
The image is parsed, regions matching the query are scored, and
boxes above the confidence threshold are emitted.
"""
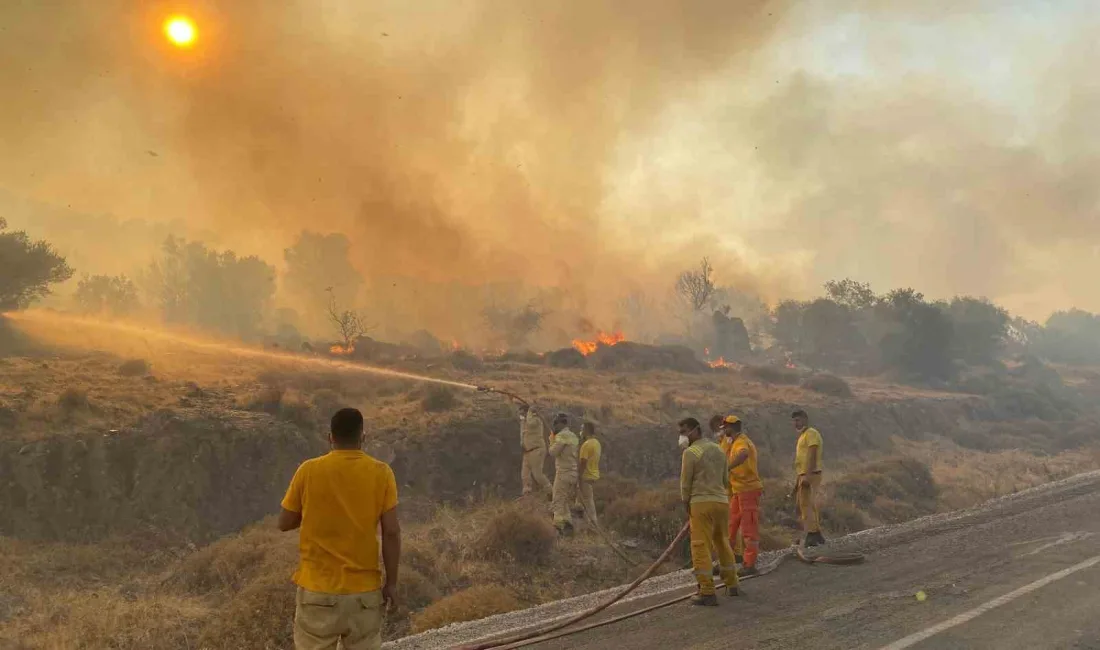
[722,415,741,425]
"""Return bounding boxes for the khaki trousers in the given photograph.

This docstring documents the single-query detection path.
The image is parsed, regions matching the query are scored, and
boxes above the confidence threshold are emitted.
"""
[294,587,383,650]
[576,480,598,525]
[552,471,578,528]
[521,447,552,495]
[690,501,739,595]
[797,472,823,534]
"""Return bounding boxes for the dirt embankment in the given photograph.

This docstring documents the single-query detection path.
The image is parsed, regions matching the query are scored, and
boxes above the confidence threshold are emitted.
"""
[4,384,1091,544]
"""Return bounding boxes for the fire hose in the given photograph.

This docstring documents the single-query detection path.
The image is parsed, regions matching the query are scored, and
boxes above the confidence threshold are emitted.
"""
[450,524,863,650]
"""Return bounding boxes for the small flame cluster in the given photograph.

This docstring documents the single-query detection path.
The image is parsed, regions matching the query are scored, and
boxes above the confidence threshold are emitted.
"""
[704,348,739,370]
[572,331,625,356]
[330,343,355,356]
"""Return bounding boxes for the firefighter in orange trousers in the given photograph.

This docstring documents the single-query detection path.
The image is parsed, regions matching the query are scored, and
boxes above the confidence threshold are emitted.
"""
[678,417,739,606]
[791,409,826,547]
[719,415,764,577]
[711,414,743,571]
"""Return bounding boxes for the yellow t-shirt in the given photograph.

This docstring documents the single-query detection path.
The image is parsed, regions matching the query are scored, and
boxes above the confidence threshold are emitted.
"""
[727,434,764,493]
[795,427,824,475]
[579,438,602,481]
[281,450,398,594]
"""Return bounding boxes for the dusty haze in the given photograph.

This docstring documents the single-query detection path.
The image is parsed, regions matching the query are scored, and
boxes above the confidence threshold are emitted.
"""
[2,1,1099,339]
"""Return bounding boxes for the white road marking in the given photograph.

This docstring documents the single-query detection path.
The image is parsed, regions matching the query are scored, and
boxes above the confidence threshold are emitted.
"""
[1022,532,1093,557]
[878,554,1100,650]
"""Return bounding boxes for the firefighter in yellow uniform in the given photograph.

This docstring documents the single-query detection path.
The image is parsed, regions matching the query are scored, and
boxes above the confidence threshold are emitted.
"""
[720,415,764,576]
[518,404,552,497]
[549,413,580,536]
[576,421,602,526]
[792,409,825,547]
[678,417,739,606]
[713,415,743,568]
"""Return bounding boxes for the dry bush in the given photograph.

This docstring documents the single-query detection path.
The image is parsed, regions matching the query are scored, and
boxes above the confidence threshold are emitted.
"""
[475,506,557,565]
[168,523,297,596]
[0,590,209,650]
[421,386,458,413]
[833,458,938,511]
[603,487,685,547]
[801,373,852,397]
[546,347,587,369]
[197,575,295,650]
[449,350,483,372]
[278,388,316,426]
[821,501,870,535]
[410,585,522,634]
[118,358,150,377]
[57,387,90,412]
[237,387,284,414]
[758,524,793,551]
[741,364,800,386]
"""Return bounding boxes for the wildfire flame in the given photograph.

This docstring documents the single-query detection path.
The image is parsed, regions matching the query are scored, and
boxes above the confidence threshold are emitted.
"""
[571,330,625,356]
[450,339,461,352]
[330,343,355,356]
[708,357,739,369]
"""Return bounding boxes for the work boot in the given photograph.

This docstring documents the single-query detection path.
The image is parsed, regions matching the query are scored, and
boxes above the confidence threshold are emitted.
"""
[711,562,720,576]
[738,565,759,578]
[735,554,744,566]
[726,586,740,597]
[690,594,719,607]
[806,531,826,547]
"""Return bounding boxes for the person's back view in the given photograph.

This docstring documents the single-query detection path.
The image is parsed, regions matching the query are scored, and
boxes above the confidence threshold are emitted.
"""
[279,408,401,650]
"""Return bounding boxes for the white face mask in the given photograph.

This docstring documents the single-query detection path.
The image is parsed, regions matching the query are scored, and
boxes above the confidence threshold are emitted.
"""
[678,435,690,450]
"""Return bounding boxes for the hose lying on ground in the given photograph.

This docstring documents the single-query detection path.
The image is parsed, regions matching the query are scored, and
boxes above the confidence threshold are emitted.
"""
[451,523,691,650]
[450,535,865,650]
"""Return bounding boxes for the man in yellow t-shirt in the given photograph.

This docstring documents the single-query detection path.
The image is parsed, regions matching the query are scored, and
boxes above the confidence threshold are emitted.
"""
[720,415,764,576]
[279,408,401,650]
[791,409,825,547]
[576,421,603,525]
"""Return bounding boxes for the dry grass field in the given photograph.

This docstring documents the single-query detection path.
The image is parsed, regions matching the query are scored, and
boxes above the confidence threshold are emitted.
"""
[1,310,1097,647]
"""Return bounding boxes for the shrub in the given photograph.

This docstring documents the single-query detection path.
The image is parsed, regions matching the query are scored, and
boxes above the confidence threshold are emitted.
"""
[236,387,283,414]
[758,524,793,551]
[741,364,800,385]
[820,502,869,535]
[603,488,685,547]
[545,348,587,369]
[410,585,522,634]
[57,388,90,412]
[801,373,852,397]
[421,386,458,413]
[449,350,483,372]
[832,458,938,515]
[475,506,557,565]
[118,359,150,377]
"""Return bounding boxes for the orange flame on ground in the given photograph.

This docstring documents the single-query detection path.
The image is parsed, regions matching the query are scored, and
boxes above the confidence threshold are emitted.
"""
[708,357,739,369]
[330,344,355,356]
[450,339,461,352]
[571,331,625,356]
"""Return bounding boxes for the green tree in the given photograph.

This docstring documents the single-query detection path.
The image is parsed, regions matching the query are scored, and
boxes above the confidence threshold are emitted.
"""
[143,236,276,339]
[944,297,1008,365]
[877,289,954,380]
[73,274,140,316]
[824,278,877,310]
[1039,309,1100,365]
[0,217,74,309]
[284,231,363,333]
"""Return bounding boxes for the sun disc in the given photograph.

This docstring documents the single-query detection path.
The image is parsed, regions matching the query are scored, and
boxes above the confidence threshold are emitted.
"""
[164,16,197,48]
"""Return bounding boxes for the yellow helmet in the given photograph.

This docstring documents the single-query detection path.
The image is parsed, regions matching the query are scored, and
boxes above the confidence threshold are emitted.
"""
[722,415,741,426]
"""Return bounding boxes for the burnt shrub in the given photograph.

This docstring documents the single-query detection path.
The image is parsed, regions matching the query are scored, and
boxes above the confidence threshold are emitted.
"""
[421,386,458,413]
[741,364,800,385]
[449,350,483,372]
[118,358,150,377]
[801,373,853,397]
[603,486,685,547]
[546,347,587,369]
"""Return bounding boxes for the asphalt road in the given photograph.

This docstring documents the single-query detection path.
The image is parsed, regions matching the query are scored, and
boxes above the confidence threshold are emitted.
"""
[524,472,1100,650]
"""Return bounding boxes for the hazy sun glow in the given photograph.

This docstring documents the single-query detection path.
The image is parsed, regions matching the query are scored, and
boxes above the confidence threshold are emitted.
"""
[164,16,197,48]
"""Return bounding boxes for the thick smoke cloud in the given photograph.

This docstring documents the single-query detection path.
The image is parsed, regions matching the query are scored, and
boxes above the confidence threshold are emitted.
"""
[3,0,1100,340]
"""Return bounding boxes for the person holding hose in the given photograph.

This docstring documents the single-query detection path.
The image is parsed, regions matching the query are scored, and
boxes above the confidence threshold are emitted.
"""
[518,403,552,498]
[549,413,580,536]
[278,408,401,650]
[719,415,764,577]
[678,417,740,606]
[791,409,826,547]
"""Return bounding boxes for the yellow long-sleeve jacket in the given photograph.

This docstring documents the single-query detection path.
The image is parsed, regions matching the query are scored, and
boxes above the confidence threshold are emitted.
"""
[680,439,730,505]
[549,428,580,477]
[520,411,546,453]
